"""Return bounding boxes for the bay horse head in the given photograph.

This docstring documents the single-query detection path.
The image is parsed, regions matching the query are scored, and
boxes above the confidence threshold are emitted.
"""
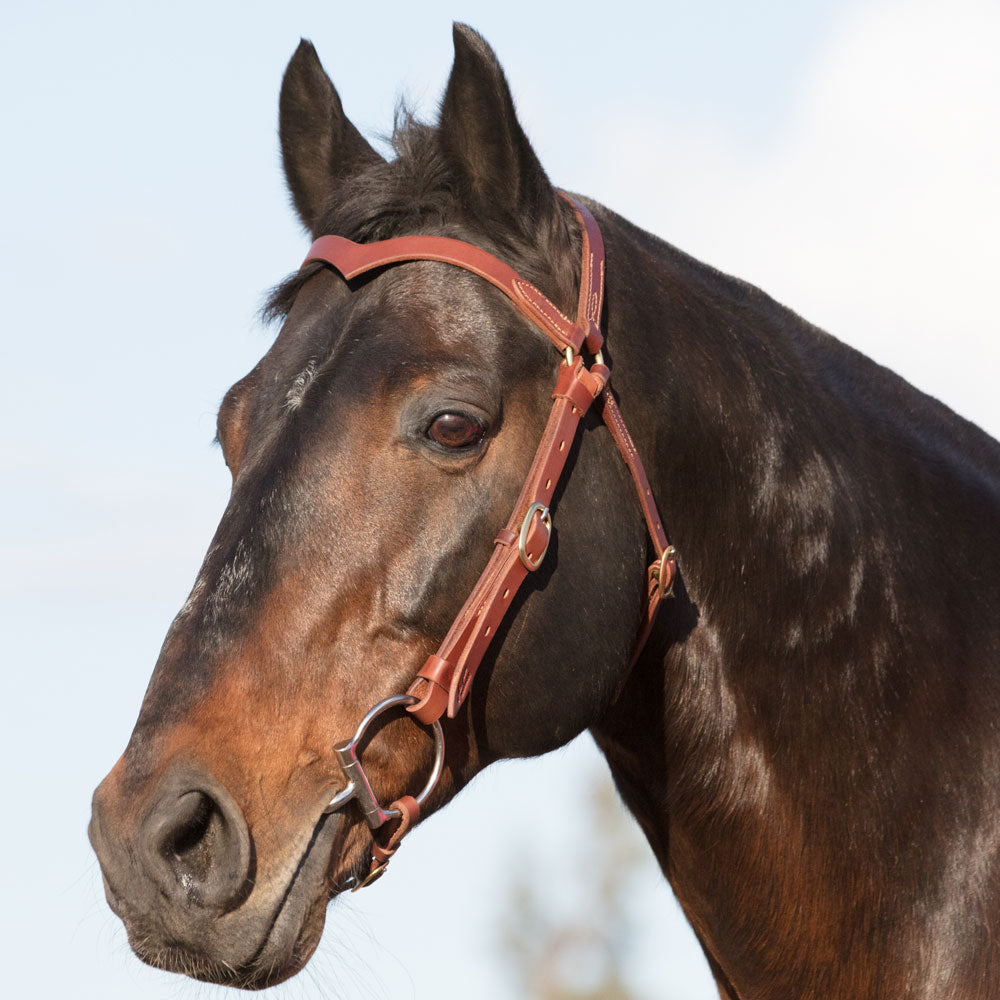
[92,19,1000,997]
[89,25,661,988]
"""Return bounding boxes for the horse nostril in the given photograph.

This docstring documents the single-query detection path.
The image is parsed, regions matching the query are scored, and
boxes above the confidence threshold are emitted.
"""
[141,771,253,913]
[161,792,222,894]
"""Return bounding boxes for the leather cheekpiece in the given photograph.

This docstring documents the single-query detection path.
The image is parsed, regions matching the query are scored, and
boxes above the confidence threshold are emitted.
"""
[307,194,677,877]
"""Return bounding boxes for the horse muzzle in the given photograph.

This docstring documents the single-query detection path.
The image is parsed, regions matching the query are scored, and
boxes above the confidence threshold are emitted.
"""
[89,760,341,988]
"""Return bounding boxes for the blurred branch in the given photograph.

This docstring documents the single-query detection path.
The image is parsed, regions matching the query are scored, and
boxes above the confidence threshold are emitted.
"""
[496,763,651,1000]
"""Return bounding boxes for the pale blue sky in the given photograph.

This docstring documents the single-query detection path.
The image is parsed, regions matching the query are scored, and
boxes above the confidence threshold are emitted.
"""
[2,1,997,998]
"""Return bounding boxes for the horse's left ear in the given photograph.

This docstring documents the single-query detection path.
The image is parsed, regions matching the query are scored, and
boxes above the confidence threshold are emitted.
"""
[439,24,560,237]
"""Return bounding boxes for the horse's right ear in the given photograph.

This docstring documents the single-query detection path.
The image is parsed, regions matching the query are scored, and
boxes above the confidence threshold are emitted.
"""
[279,40,384,235]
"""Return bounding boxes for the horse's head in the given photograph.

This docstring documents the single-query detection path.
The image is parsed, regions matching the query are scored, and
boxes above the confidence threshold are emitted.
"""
[89,25,648,988]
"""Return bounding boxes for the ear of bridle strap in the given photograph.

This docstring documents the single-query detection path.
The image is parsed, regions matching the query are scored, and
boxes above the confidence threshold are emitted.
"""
[304,193,676,877]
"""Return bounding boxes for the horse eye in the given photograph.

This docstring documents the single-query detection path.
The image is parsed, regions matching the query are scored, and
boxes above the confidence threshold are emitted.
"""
[427,412,486,449]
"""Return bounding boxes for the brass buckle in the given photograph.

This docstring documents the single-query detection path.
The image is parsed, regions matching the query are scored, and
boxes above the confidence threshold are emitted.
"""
[353,861,389,892]
[651,546,677,598]
[518,503,552,571]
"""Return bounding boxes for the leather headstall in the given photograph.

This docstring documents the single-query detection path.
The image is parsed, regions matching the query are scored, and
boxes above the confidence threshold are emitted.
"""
[304,193,676,887]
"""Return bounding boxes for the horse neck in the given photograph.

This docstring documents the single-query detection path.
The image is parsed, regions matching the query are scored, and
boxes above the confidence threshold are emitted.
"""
[589,206,1000,995]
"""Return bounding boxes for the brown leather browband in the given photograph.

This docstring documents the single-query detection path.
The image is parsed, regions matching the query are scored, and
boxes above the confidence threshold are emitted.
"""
[304,193,676,881]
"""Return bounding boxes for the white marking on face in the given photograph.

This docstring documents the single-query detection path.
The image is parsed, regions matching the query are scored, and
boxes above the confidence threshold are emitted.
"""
[285,359,318,410]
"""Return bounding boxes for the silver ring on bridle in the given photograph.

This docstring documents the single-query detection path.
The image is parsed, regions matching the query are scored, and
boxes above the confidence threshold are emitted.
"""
[324,694,445,830]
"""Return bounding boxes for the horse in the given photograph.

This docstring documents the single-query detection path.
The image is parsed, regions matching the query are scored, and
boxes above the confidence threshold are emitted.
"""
[89,23,1000,999]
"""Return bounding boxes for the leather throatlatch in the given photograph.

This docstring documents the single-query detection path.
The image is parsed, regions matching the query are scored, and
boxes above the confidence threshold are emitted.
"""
[305,192,676,878]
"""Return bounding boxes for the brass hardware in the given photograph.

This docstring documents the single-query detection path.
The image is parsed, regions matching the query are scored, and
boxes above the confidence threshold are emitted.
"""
[651,546,677,598]
[352,862,389,892]
[564,346,603,367]
[518,503,552,571]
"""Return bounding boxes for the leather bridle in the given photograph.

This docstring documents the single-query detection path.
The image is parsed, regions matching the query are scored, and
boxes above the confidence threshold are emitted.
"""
[303,194,677,888]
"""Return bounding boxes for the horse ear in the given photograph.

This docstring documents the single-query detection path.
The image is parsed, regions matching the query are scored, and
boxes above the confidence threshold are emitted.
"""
[279,39,384,235]
[439,24,558,235]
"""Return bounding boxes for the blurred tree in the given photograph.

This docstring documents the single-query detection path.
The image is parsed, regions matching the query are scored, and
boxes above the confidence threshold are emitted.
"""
[497,765,653,1000]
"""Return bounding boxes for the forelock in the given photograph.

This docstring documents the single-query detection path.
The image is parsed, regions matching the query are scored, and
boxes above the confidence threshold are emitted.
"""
[262,107,565,326]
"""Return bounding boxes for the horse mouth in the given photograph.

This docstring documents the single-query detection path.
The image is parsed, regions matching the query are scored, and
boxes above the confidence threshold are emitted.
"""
[130,888,330,991]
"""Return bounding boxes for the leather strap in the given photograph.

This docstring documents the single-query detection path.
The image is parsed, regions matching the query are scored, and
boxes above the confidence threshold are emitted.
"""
[567,191,606,354]
[372,795,419,868]
[306,234,596,357]
[349,794,419,889]
[407,358,609,723]
[599,388,677,663]
[304,195,676,867]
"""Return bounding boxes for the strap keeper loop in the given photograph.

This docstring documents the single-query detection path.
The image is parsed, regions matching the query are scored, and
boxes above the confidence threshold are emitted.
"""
[406,656,452,724]
[494,527,517,547]
[553,359,603,411]
[584,320,603,354]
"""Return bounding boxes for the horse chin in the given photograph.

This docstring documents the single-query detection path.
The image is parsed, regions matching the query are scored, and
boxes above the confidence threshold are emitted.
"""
[125,882,330,992]
[231,883,332,990]
[224,815,377,989]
